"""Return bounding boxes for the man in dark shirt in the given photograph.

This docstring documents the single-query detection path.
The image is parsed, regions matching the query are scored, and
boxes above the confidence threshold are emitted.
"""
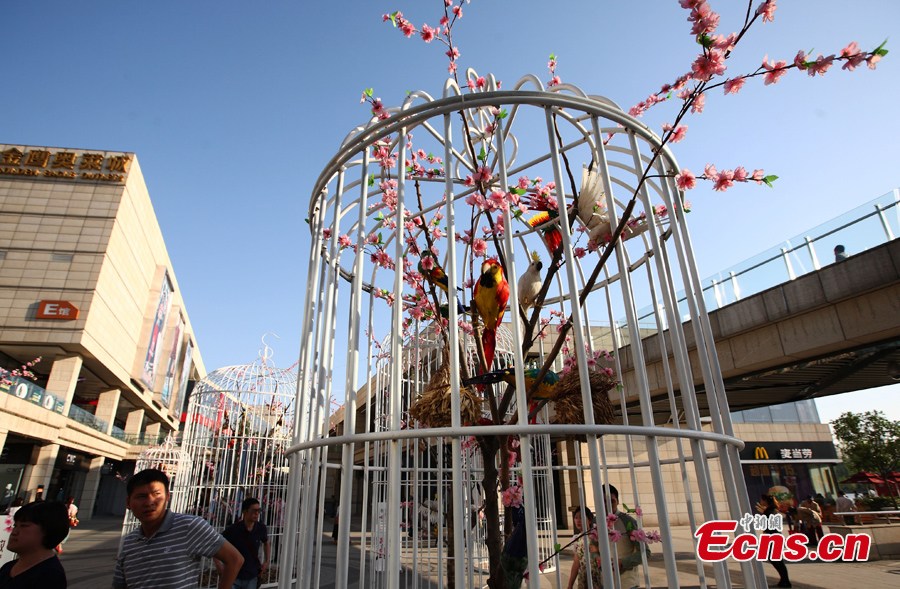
[221,498,270,589]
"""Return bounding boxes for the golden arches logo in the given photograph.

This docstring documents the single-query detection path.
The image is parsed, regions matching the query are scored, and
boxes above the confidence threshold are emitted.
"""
[754,447,769,460]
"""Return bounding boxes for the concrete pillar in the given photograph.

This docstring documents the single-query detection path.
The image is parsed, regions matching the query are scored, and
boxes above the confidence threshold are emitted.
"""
[144,422,161,444]
[19,443,60,502]
[94,389,121,435]
[125,408,144,438]
[78,456,106,521]
[45,355,84,415]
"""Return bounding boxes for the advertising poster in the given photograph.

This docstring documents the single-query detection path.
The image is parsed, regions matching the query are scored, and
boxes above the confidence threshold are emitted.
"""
[141,274,173,388]
[160,315,184,406]
[173,340,193,418]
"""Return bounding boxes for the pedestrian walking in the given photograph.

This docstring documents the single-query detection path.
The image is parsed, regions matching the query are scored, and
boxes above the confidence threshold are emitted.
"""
[221,498,270,589]
[760,494,791,588]
[835,490,857,525]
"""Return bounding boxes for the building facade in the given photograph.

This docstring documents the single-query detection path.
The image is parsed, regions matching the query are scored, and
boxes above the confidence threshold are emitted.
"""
[0,144,205,519]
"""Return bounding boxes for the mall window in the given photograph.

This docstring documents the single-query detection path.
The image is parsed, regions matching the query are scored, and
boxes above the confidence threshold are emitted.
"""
[51,252,74,262]
[730,400,821,424]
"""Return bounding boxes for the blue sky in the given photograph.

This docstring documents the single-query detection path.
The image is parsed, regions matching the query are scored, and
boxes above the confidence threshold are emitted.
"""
[4,1,898,421]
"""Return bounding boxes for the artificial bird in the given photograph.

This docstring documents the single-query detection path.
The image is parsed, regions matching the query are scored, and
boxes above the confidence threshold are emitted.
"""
[473,258,509,369]
[418,250,450,294]
[527,211,562,256]
[464,366,561,402]
[517,251,543,315]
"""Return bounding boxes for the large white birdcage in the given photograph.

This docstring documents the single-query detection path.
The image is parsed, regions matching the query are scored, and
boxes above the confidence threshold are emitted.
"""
[171,347,297,588]
[282,71,765,589]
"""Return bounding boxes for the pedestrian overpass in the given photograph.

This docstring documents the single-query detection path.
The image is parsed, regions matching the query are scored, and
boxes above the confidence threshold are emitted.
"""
[615,189,900,422]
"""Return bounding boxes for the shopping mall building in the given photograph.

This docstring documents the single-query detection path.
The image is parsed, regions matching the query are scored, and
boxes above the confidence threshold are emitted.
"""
[0,144,205,519]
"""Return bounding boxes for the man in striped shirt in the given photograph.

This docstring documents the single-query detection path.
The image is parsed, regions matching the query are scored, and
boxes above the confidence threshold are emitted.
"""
[114,469,244,589]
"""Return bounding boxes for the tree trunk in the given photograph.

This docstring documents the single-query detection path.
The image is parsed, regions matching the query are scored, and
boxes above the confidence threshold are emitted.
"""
[479,436,507,589]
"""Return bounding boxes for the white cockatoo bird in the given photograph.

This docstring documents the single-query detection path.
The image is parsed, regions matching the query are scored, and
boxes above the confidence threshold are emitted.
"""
[517,251,543,315]
[576,166,648,245]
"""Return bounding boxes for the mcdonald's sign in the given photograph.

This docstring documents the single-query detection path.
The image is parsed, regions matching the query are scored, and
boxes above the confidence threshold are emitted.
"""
[739,441,838,462]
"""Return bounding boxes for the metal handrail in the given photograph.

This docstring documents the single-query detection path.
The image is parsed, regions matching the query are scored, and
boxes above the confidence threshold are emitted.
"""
[631,190,900,326]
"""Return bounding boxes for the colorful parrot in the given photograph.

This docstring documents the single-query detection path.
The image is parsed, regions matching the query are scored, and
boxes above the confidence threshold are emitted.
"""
[418,250,449,294]
[527,211,562,255]
[517,251,543,315]
[464,367,560,401]
[473,258,509,370]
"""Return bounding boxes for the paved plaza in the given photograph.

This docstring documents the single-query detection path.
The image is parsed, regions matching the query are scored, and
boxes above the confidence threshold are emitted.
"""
[60,514,899,588]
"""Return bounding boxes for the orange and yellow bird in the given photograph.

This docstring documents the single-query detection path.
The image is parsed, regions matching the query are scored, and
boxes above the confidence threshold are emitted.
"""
[418,251,449,294]
[473,258,510,370]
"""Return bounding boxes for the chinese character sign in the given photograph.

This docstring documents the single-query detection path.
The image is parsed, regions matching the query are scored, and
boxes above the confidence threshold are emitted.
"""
[0,145,132,183]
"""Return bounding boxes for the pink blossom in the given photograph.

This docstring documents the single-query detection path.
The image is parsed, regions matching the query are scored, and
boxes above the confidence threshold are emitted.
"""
[475,166,493,183]
[476,76,486,89]
[338,234,352,248]
[420,24,436,43]
[419,254,435,270]
[366,232,380,245]
[691,92,706,113]
[517,176,530,190]
[501,485,523,508]
[807,54,835,77]
[713,169,735,191]
[608,528,624,543]
[675,169,697,190]
[573,247,587,259]
[723,77,745,94]
[756,0,777,23]
[733,166,748,182]
[462,277,475,289]
[794,50,808,71]
[662,123,688,143]
[472,238,488,257]
[635,506,643,517]
[762,55,789,85]
[751,169,766,184]
[691,49,726,82]
[712,33,738,52]
[689,2,720,36]
[439,15,449,27]
[432,227,444,239]
[446,46,460,60]
[548,75,561,87]
[841,41,866,71]
[452,5,462,18]
[703,163,717,178]
[408,306,425,320]
[322,228,332,239]
[400,20,415,38]
[371,249,395,269]
[448,61,458,74]
[607,513,618,528]
[867,53,883,70]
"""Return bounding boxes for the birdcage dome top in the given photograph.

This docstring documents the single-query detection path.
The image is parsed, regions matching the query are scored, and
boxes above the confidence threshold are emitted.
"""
[192,358,297,399]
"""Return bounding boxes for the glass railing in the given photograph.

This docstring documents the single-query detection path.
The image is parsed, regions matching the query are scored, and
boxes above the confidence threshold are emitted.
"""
[110,431,181,446]
[67,403,109,434]
[0,376,65,413]
[627,189,900,329]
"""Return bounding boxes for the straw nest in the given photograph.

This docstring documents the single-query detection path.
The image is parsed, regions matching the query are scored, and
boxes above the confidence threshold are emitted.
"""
[408,350,482,428]
[550,368,617,426]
